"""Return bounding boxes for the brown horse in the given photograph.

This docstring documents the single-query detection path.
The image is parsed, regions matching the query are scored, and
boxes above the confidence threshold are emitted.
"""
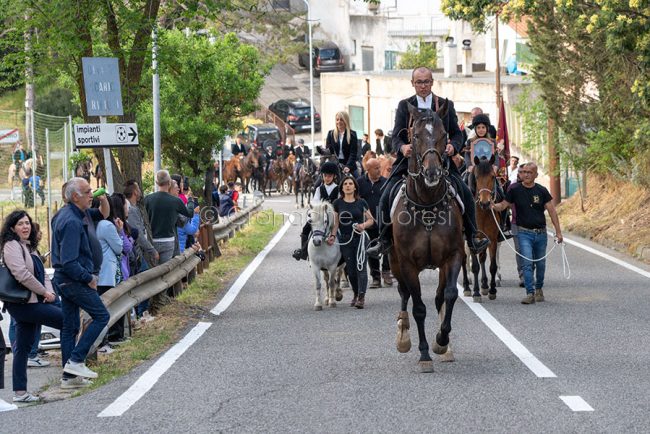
[223,157,242,184]
[264,158,288,196]
[462,156,501,301]
[239,148,260,193]
[390,104,464,372]
[294,157,316,208]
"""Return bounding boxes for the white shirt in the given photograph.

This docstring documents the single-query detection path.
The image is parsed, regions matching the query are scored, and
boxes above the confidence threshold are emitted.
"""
[508,166,519,184]
[417,93,433,110]
[337,133,345,160]
[312,182,338,205]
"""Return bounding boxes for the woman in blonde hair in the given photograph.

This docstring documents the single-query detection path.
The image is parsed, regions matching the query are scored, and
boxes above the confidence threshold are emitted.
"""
[325,111,358,177]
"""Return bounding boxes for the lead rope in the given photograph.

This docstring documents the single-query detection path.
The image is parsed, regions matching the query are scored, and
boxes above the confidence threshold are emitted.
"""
[489,207,571,279]
[335,227,371,272]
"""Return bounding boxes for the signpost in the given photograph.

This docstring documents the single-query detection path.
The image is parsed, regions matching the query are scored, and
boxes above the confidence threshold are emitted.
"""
[0,129,20,144]
[81,57,130,193]
[74,123,139,148]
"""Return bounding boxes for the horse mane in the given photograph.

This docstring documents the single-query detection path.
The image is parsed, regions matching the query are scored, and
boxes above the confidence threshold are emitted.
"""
[475,158,493,178]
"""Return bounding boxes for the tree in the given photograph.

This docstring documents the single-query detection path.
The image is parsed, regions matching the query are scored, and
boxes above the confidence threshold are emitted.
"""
[398,36,437,70]
[137,30,267,204]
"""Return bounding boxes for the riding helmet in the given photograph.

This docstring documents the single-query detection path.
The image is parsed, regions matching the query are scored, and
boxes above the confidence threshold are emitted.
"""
[471,113,491,129]
[320,161,338,175]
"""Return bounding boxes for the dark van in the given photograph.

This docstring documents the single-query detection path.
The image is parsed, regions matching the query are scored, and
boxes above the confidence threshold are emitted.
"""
[299,42,345,77]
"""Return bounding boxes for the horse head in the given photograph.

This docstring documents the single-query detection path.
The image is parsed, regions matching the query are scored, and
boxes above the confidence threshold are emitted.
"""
[473,154,496,210]
[248,147,260,169]
[407,103,448,188]
[310,202,334,247]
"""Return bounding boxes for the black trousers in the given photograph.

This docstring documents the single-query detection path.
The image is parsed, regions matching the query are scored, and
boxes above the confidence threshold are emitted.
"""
[367,227,390,277]
[0,322,6,390]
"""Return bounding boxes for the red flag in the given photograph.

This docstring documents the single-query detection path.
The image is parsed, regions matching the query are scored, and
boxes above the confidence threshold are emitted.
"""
[496,100,510,161]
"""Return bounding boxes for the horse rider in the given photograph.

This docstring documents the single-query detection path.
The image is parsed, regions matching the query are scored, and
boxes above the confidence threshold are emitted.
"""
[292,161,339,261]
[463,107,498,146]
[325,111,358,177]
[263,140,276,176]
[231,134,248,157]
[293,138,311,180]
[367,66,490,258]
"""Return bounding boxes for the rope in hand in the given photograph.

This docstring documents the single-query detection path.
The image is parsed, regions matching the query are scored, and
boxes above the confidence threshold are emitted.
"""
[489,207,571,279]
[335,226,371,272]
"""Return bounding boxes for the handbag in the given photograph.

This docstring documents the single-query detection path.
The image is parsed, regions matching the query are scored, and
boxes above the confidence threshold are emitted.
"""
[0,246,31,304]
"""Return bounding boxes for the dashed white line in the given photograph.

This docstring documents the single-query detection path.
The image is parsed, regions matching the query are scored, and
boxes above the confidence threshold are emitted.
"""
[98,322,212,417]
[457,285,557,378]
[559,395,594,412]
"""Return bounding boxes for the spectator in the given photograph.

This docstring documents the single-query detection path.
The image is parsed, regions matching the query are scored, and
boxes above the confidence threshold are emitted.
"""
[374,129,390,156]
[325,111,358,176]
[52,177,110,383]
[492,163,564,304]
[227,181,239,204]
[357,158,391,288]
[360,133,372,158]
[0,313,17,411]
[171,180,200,252]
[218,184,236,217]
[1,210,63,402]
[508,156,520,184]
[331,175,374,309]
[171,174,188,205]
[124,180,159,268]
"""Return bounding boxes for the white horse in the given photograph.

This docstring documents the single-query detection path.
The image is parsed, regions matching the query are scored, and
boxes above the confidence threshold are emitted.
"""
[307,202,344,310]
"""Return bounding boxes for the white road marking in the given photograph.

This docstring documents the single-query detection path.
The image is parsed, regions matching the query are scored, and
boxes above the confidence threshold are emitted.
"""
[457,285,557,378]
[559,395,594,412]
[211,218,292,315]
[98,321,212,417]
[550,233,650,279]
[264,199,291,203]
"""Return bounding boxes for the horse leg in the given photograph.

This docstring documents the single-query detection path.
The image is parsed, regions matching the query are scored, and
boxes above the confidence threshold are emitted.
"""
[488,244,498,300]
[471,252,482,302]
[461,252,471,297]
[495,244,502,287]
[313,266,323,311]
[396,282,411,353]
[480,250,489,293]
[327,266,337,308]
[432,255,461,361]
[401,266,432,372]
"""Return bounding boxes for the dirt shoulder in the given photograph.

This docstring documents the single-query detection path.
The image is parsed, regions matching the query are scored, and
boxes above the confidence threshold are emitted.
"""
[556,175,650,263]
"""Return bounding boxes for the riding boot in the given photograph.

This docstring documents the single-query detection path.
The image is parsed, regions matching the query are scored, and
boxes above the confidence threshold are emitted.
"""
[367,178,396,259]
[292,222,311,261]
[459,180,490,254]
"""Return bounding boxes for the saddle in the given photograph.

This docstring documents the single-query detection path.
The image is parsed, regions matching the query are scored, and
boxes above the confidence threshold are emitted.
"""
[389,176,464,221]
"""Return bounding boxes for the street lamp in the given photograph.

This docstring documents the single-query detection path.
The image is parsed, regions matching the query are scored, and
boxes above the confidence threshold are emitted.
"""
[301,0,315,149]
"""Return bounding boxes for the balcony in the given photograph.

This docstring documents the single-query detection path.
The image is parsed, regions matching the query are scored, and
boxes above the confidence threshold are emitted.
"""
[387,15,450,37]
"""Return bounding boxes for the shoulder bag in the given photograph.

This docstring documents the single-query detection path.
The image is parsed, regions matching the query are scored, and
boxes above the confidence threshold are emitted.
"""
[0,245,31,304]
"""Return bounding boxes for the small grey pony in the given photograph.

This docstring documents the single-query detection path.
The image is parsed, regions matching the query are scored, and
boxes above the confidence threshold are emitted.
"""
[307,202,344,310]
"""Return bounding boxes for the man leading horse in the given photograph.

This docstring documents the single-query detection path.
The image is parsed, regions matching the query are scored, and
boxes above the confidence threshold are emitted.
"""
[367,66,490,258]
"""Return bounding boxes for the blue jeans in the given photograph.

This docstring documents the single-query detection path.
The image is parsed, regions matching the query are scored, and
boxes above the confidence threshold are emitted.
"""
[5,302,63,391]
[517,229,548,294]
[58,281,110,366]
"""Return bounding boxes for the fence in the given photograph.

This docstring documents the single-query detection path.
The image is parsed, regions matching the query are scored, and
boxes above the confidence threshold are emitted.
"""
[93,198,264,337]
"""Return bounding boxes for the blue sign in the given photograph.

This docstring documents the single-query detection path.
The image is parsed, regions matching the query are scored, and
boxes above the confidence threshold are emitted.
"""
[82,57,124,116]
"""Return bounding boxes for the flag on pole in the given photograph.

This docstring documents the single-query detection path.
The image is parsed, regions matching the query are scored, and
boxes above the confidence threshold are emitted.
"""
[496,100,510,160]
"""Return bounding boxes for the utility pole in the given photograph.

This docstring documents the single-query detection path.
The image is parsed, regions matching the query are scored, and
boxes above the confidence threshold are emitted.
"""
[301,0,314,149]
[366,78,370,137]
[152,25,161,189]
[495,12,502,109]
[24,14,34,154]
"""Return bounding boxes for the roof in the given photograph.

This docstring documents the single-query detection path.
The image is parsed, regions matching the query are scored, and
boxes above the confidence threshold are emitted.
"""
[507,17,530,38]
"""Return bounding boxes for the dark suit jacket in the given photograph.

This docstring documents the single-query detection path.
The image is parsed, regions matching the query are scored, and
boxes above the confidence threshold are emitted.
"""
[231,143,247,156]
[326,129,358,171]
[361,142,372,157]
[294,145,310,162]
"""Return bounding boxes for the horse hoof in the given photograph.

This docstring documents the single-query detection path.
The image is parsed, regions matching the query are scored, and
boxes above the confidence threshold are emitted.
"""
[432,342,448,355]
[440,347,455,363]
[463,290,471,297]
[496,280,501,287]
[396,321,411,353]
[473,296,482,303]
[329,302,337,308]
[488,293,496,300]
[335,290,343,302]
[480,288,488,296]
[418,360,434,373]
[314,305,323,311]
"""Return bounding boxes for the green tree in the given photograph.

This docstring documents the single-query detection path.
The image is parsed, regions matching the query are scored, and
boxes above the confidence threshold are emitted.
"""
[398,36,437,70]
[137,30,266,204]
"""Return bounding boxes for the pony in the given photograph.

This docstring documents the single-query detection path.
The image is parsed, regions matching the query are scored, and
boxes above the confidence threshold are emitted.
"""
[238,148,260,193]
[223,157,242,184]
[307,202,343,310]
[390,104,465,372]
[294,157,316,208]
[462,155,501,301]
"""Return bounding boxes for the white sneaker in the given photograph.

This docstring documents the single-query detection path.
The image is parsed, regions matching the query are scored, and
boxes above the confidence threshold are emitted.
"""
[63,361,98,379]
[98,344,115,355]
[0,398,17,412]
[13,393,39,403]
[61,376,93,389]
[27,357,51,368]
[140,311,155,323]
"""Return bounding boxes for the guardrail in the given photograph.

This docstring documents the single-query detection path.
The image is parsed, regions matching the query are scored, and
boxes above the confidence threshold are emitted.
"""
[87,198,264,337]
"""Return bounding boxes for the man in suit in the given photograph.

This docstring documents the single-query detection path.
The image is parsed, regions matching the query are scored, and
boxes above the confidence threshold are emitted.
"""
[367,67,489,258]
[374,129,390,156]
[231,134,248,156]
[293,138,311,179]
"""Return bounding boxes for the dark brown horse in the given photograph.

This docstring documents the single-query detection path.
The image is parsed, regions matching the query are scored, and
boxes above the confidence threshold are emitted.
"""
[264,158,289,196]
[462,156,501,301]
[239,148,260,193]
[390,104,465,372]
[294,157,316,208]
[223,157,242,184]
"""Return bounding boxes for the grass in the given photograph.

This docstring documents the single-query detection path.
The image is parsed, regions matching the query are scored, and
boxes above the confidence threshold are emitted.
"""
[81,209,283,392]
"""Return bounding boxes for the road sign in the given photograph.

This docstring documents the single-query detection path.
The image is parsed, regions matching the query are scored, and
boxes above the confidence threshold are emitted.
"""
[74,123,139,148]
[82,57,124,116]
[0,129,20,144]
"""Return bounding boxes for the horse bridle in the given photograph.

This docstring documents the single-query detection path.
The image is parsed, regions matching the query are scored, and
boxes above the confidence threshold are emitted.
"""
[407,128,449,180]
[310,207,331,240]
[475,177,498,204]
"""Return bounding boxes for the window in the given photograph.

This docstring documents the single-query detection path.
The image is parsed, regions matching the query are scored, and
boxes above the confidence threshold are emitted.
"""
[385,51,398,70]
[349,105,365,135]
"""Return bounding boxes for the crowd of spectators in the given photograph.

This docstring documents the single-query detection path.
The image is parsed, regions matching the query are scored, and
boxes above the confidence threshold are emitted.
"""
[0,169,210,407]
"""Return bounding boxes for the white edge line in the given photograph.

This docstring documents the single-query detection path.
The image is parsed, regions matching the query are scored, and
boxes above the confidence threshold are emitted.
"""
[559,395,594,412]
[210,218,292,315]
[98,321,212,417]
[457,285,557,378]
[550,232,650,279]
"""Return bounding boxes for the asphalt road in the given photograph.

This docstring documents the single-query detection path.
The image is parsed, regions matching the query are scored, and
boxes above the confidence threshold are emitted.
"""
[2,197,650,433]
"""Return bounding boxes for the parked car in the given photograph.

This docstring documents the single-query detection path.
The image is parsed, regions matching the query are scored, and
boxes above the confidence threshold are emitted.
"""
[298,42,345,76]
[268,99,321,133]
[245,123,282,148]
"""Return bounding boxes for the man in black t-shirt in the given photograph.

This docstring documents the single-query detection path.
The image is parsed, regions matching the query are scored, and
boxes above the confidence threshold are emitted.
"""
[492,163,563,304]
